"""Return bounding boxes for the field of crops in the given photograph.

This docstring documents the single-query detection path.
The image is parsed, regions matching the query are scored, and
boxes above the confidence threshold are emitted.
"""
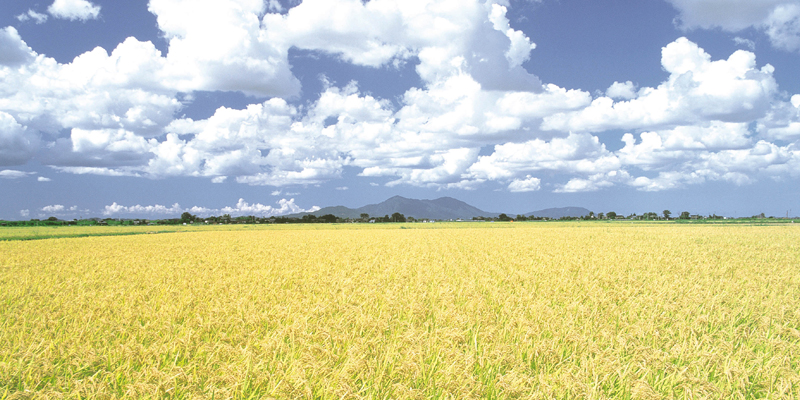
[1,223,799,399]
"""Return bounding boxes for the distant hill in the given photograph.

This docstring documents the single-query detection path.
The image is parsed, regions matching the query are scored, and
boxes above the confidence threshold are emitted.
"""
[524,207,591,219]
[287,195,500,220]
[286,196,592,221]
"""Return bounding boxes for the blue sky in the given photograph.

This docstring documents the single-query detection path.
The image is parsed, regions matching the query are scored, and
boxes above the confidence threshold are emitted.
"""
[2,0,800,219]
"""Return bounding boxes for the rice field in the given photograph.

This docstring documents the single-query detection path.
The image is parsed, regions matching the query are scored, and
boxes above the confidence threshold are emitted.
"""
[1,223,799,399]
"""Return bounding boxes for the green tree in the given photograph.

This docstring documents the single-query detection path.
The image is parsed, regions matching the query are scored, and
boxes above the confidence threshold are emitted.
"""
[360,213,369,222]
[663,210,671,220]
[320,214,337,223]
[607,211,617,219]
[391,212,406,222]
[498,213,511,221]
[679,211,690,220]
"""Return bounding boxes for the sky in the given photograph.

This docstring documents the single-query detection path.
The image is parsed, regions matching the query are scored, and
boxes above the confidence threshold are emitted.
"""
[2,0,800,220]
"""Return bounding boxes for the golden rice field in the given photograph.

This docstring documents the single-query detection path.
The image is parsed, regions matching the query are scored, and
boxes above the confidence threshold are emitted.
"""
[1,223,799,399]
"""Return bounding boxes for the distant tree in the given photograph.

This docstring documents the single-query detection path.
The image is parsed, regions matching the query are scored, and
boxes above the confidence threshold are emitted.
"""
[597,212,604,220]
[607,211,617,220]
[47,216,58,222]
[663,210,671,220]
[516,214,528,221]
[588,211,594,219]
[498,213,511,221]
[391,212,406,222]
[180,212,196,223]
[320,214,337,223]
[360,213,369,222]
[679,211,690,220]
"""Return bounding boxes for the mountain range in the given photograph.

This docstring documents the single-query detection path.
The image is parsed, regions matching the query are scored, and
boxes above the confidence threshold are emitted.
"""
[286,196,591,220]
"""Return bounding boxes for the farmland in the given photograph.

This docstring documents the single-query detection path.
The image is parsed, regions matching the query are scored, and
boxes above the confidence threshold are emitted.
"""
[1,223,799,398]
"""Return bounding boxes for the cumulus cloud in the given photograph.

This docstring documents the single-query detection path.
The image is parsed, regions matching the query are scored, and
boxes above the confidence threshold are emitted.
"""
[102,198,319,217]
[1,1,799,196]
[507,175,541,192]
[0,112,39,166]
[38,177,51,182]
[20,209,30,217]
[16,10,49,24]
[606,81,637,100]
[763,4,800,51]
[48,0,101,21]
[467,133,619,182]
[149,0,300,97]
[41,204,66,213]
[0,0,563,190]
[668,0,800,52]
[264,0,542,90]
[542,38,778,133]
[555,172,623,193]
[0,27,35,67]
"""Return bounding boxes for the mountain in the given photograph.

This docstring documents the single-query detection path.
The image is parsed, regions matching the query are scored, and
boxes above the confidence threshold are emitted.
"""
[287,196,500,220]
[524,207,592,219]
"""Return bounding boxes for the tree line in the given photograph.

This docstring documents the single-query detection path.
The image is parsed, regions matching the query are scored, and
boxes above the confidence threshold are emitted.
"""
[1,210,790,227]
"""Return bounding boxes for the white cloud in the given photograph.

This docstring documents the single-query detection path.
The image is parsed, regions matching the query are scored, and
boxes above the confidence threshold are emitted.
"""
[264,0,542,90]
[42,204,66,213]
[668,0,800,52]
[0,33,182,141]
[53,166,140,177]
[38,177,52,182]
[0,1,799,196]
[16,10,49,24]
[0,0,564,190]
[103,202,182,216]
[221,198,317,216]
[102,198,318,217]
[149,0,299,97]
[556,176,614,193]
[0,169,34,179]
[0,111,39,166]
[763,4,800,51]
[0,27,35,67]
[336,186,349,191]
[20,209,30,217]
[756,96,800,140]
[488,3,537,69]
[467,133,619,182]
[48,0,101,21]
[543,38,778,133]
[507,175,541,192]
[734,37,756,50]
[606,81,637,100]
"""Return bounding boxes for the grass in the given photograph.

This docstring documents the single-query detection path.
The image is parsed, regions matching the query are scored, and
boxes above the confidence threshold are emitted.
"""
[1,223,799,398]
